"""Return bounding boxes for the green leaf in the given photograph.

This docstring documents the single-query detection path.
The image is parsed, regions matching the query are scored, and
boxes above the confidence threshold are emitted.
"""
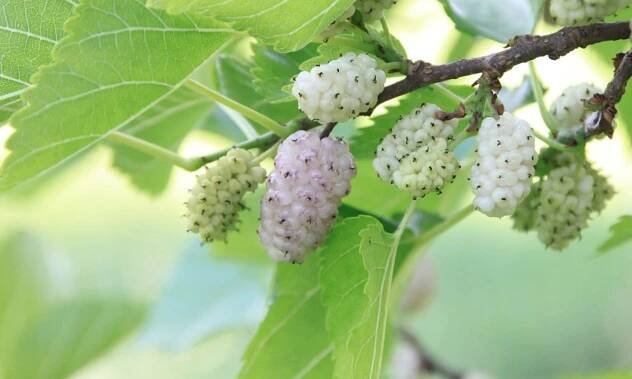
[598,215,632,253]
[298,26,385,71]
[212,53,301,126]
[111,86,211,195]
[138,243,269,350]
[330,220,396,379]
[0,232,61,375]
[0,0,75,124]
[147,0,356,52]
[251,42,318,103]
[319,217,377,342]
[319,216,396,379]
[4,298,145,379]
[0,0,233,191]
[239,256,333,379]
[440,0,544,42]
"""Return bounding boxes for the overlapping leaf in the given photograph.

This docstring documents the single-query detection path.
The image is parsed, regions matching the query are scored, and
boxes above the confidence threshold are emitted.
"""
[0,0,76,124]
[147,0,356,52]
[4,298,145,379]
[239,256,333,379]
[319,216,396,379]
[441,0,545,42]
[0,0,233,191]
[0,232,60,376]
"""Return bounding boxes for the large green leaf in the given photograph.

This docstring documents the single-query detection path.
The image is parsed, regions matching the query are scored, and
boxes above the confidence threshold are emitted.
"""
[319,216,396,379]
[0,0,233,191]
[598,215,632,253]
[239,256,333,379]
[138,243,269,350]
[0,232,60,375]
[0,0,75,124]
[441,0,544,42]
[111,86,211,195]
[147,0,356,52]
[4,298,145,379]
[329,219,396,379]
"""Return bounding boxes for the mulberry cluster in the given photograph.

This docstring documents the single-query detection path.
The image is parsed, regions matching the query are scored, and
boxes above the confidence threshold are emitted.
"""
[186,149,266,243]
[292,53,386,123]
[548,0,631,25]
[258,131,357,263]
[470,113,537,217]
[512,153,615,250]
[536,162,595,250]
[373,104,460,198]
[550,83,601,141]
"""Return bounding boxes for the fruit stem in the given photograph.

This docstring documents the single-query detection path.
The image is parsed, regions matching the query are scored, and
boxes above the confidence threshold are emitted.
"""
[412,204,474,251]
[106,131,199,171]
[432,83,464,104]
[532,128,567,151]
[380,18,394,51]
[528,61,559,133]
[194,132,281,169]
[186,80,290,137]
[252,141,280,164]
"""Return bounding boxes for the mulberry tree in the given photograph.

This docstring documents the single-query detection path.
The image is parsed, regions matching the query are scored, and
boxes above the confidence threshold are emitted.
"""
[0,0,631,378]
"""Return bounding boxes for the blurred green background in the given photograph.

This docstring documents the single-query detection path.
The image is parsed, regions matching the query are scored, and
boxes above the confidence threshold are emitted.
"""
[1,1,631,379]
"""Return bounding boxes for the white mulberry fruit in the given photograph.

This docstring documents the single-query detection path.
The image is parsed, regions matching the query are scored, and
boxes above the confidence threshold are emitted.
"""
[373,104,459,198]
[356,0,398,22]
[549,0,631,25]
[535,162,594,250]
[292,53,386,123]
[550,83,601,141]
[470,113,536,217]
[186,149,266,243]
[258,130,357,263]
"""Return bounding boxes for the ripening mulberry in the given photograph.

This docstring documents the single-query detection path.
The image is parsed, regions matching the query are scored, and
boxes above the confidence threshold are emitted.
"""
[292,53,386,123]
[550,83,601,141]
[535,162,594,250]
[549,0,631,25]
[586,164,616,213]
[373,104,460,198]
[356,0,398,22]
[258,131,357,263]
[470,113,536,217]
[186,149,266,243]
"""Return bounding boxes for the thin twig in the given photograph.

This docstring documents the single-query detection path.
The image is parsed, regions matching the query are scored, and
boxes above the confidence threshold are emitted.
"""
[376,22,631,106]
